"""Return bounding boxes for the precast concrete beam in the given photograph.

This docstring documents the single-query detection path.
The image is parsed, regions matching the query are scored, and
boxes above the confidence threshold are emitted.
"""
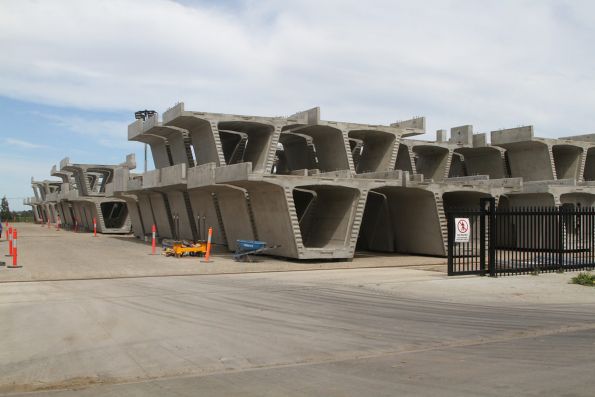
[140,115,194,167]
[490,126,591,182]
[391,116,426,137]
[454,146,507,179]
[137,193,156,237]
[213,163,376,259]
[493,140,554,181]
[560,192,595,207]
[163,102,285,173]
[186,163,256,250]
[111,167,154,238]
[584,147,595,181]
[347,128,400,174]
[442,190,492,211]
[129,118,172,169]
[59,156,134,234]
[411,145,451,181]
[282,124,353,174]
[552,144,583,180]
[278,132,319,172]
[448,152,466,178]
[395,144,415,173]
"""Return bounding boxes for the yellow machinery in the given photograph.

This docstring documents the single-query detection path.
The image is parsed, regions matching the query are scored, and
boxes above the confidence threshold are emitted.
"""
[163,241,207,258]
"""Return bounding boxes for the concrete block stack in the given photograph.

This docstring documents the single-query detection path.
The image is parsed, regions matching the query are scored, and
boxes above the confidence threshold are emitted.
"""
[24,102,595,259]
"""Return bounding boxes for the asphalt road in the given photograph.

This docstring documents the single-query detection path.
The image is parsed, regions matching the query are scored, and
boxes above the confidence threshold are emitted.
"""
[2,268,594,396]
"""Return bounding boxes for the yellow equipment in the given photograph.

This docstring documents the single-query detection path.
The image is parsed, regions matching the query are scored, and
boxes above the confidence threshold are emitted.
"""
[163,241,207,258]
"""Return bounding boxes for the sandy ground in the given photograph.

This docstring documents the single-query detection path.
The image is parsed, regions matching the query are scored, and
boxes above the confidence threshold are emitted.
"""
[0,223,446,282]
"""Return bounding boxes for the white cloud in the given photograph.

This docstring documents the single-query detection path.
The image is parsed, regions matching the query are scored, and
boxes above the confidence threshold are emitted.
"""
[31,112,137,150]
[1,0,595,138]
[0,154,58,211]
[3,138,46,149]
[32,112,126,139]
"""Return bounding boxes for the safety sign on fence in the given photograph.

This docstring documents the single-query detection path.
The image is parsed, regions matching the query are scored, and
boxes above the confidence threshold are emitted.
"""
[454,218,470,243]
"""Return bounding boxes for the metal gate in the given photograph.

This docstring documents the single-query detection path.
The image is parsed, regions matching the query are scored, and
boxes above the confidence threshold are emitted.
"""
[447,198,595,276]
[447,198,492,276]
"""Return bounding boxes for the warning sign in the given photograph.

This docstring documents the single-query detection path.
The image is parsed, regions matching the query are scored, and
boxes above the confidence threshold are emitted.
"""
[454,218,470,243]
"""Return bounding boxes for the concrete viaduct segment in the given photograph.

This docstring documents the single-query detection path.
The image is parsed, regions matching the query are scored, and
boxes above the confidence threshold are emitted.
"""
[26,102,595,260]
[57,156,135,233]
[107,103,523,259]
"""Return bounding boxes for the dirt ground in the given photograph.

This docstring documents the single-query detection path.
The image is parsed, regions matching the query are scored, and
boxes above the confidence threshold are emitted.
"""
[0,222,446,282]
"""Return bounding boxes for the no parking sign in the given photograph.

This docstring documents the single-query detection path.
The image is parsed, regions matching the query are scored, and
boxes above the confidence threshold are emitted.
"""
[454,218,470,243]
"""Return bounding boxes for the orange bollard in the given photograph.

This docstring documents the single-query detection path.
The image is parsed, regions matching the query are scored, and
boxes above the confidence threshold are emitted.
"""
[8,226,12,256]
[202,227,213,263]
[8,228,21,268]
[151,224,156,255]
[12,229,17,267]
[93,217,97,237]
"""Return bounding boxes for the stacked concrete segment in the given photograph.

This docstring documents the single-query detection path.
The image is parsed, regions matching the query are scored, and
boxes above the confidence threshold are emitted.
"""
[24,103,595,258]
[107,102,531,259]
[24,157,136,234]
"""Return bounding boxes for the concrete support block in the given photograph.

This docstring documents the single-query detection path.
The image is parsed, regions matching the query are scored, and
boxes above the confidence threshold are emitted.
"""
[449,125,473,146]
[186,188,226,246]
[119,195,145,238]
[137,193,156,236]
[165,190,195,241]
[491,126,534,145]
[148,192,173,239]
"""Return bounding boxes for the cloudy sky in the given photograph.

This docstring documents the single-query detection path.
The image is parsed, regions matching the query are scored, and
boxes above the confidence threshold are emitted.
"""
[1,0,594,210]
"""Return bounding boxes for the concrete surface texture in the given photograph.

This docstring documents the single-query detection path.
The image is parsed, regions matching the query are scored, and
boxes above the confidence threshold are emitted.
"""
[24,102,595,261]
[1,262,594,396]
[0,222,445,283]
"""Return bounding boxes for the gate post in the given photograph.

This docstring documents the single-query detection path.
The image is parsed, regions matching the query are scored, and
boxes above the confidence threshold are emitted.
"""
[447,214,454,276]
[489,199,496,277]
[558,206,564,272]
[480,201,487,276]
[481,197,497,277]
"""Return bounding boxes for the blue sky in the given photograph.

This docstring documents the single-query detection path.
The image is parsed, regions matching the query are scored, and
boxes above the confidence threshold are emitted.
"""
[1,0,595,210]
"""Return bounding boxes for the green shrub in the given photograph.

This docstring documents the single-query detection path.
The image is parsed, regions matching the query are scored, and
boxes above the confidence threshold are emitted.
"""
[571,272,595,287]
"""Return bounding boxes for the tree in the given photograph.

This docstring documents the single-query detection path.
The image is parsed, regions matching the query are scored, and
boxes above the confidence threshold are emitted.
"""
[0,196,10,221]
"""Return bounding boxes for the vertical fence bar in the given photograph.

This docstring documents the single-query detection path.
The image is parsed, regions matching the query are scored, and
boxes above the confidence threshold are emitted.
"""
[480,207,486,276]
[488,198,496,277]
[558,206,564,272]
[587,207,595,269]
[447,214,453,276]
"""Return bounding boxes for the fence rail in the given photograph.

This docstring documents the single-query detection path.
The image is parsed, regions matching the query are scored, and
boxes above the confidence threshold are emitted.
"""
[447,199,595,276]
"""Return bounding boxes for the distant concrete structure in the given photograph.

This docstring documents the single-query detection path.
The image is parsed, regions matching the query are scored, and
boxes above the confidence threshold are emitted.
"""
[25,102,595,259]
[26,157,136,234]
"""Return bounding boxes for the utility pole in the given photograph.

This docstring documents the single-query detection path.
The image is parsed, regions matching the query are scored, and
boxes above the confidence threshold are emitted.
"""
[134,109,156,174]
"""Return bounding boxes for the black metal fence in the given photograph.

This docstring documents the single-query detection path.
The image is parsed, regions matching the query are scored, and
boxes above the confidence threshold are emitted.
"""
[447,198,595,276]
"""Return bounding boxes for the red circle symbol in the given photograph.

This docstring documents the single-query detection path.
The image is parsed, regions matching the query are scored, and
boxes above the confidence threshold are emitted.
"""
[457,219,469,233]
